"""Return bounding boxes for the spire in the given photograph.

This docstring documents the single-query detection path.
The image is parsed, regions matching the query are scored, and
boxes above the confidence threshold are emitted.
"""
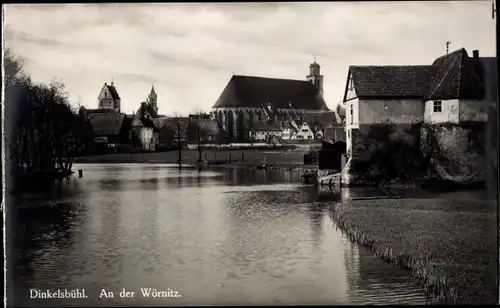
[111,79,114,86]
[310,56,320,68]
[150,84,156,95]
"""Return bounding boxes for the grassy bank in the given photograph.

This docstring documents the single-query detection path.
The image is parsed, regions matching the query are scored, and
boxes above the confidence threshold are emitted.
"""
[329,197,497,304]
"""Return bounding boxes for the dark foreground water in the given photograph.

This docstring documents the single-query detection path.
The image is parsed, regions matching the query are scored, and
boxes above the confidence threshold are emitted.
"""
[11,164,429,307]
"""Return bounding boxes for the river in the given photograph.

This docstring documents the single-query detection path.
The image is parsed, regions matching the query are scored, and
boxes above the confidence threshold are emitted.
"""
[11,163,430,307]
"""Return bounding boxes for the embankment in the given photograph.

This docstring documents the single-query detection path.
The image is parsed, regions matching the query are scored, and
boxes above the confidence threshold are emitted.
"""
[75,149,310,167]
[330,195,497,304]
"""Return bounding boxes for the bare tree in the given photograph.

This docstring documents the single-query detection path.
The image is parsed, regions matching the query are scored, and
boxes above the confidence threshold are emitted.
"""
[172,112,185,165]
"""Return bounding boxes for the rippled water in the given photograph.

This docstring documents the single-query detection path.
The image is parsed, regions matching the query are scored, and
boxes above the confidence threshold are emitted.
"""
[11,164,429,306]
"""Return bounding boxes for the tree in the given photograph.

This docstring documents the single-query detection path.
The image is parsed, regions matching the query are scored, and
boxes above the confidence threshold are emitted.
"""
[172,112,186,165]
[4,49,86,193]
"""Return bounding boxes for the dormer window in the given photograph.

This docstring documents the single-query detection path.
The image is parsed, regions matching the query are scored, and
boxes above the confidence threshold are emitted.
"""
[433,101,442,113]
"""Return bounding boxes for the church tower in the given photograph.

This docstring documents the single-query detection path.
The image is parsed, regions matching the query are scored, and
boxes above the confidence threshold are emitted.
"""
[148,85,158,114]
[306,58,324,97]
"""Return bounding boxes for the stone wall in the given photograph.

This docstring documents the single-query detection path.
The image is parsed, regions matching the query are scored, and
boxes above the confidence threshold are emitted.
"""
[341,118,491,186]
[421,122,486,184]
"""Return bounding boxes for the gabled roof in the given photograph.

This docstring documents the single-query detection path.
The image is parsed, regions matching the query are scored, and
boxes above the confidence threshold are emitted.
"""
[137,102,159,118]
[344,48,491,101]
[87,112,126,137]
[346,65,434,99]
[428,48,484,100]
[213,75,329,111]
[105,83,120,99]
[295,120,309,128]
[250,121,282,132]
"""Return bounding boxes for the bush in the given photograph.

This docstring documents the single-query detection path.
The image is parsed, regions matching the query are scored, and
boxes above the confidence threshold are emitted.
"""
[350,121,427,183]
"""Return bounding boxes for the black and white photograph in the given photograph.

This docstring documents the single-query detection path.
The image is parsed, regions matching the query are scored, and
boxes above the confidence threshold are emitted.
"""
[2,1,499,306]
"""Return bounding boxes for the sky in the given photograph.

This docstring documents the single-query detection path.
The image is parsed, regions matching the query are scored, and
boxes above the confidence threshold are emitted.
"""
[4,1,496,116]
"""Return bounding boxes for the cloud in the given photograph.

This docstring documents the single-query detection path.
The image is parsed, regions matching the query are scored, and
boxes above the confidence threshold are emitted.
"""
[4,2,496,116]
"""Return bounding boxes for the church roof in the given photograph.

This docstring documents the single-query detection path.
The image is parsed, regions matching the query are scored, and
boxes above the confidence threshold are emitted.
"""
[212,75,329,111]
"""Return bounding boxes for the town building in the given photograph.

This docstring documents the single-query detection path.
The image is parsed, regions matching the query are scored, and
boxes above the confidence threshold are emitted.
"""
[211,60,330,142]
[86,112,130,154]
[131,116,159,152]
[341,47,497,185]
[97,81,121,112]
[280,121,299,140]
[186,115,220,143]
[342,48,496,156]
[249,122,283,141]
[294,120,315,140]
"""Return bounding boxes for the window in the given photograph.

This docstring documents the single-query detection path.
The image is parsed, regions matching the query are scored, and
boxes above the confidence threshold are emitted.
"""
[350,104,354,124]
[433,101,442,113]
[104,92,108,97]
[347,129,350,138]
[302,129,308,132]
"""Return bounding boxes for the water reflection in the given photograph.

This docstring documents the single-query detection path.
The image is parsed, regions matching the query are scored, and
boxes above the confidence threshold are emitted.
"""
[12,164,427,307]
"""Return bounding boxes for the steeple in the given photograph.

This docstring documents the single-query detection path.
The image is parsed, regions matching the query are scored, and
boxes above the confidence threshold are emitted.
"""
[306,57,324,97]
[148,84,158,114]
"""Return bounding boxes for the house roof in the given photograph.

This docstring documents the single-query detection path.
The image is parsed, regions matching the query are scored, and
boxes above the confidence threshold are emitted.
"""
[213,75,329,111]
[344,48,491,101]
[137,102,159,118]
[347,65,434,99]
[428,48,484,100]
[106,83,120,99]
[295,120,308,128]
[87,112,126,137]
[303,111,338,126]
[250,121,282,132]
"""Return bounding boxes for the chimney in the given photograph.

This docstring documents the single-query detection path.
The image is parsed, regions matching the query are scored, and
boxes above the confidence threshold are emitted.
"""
[473,50,479,59]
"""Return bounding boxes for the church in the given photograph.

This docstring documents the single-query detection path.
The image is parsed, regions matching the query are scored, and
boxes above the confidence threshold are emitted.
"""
[211,59,330,142]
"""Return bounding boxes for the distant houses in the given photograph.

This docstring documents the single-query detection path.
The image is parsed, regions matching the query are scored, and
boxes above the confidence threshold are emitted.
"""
[79,61,347,155]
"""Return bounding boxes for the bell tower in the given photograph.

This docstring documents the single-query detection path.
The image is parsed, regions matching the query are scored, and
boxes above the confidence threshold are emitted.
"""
[306,57,324,97]
[148,84,158,114]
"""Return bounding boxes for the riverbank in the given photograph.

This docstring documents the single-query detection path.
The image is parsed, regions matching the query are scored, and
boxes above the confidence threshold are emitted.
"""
[329,195,496,304]
[75,149,309,166]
